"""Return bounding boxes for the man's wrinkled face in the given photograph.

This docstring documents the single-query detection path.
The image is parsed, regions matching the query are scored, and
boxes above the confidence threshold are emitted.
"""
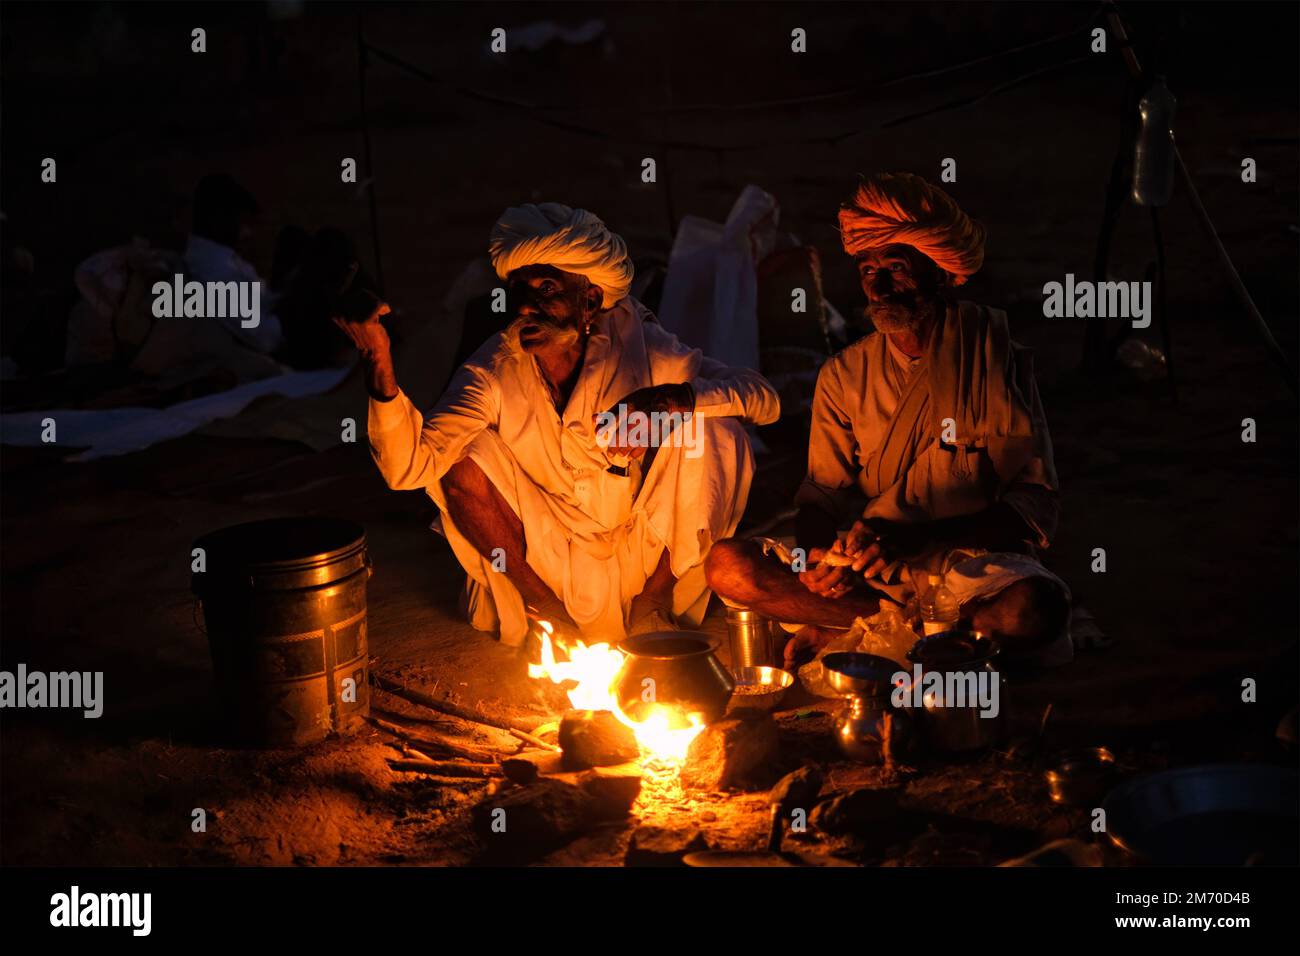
[856,244,945,334]
[507,264,602,353]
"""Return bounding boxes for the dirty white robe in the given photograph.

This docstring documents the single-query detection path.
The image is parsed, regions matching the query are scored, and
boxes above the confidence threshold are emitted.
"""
[369,297,780,646]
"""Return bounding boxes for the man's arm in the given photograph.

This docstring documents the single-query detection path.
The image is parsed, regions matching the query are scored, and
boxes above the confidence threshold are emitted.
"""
[792,359,867,597]
[640,320,780,425]
[335,300,497,492]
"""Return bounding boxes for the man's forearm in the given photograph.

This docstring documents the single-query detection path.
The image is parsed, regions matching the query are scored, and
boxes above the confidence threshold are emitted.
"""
[364,351,399,401]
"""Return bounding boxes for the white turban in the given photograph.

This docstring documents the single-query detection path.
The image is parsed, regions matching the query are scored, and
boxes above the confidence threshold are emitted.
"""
[489,202,634,309]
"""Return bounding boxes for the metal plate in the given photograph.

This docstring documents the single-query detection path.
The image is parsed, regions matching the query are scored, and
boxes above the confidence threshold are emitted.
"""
[1103,764,1299,865]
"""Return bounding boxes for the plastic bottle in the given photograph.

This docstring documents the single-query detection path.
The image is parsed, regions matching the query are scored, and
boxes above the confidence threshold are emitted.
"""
[1132,76,1178,207]
[920,572,960,636]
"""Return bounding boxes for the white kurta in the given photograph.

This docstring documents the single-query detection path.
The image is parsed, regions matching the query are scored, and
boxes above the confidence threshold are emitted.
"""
[368,297,780,646]
[793,306,1072,664]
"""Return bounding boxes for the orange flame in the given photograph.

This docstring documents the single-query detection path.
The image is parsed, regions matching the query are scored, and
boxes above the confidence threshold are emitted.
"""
[528,621,705,762]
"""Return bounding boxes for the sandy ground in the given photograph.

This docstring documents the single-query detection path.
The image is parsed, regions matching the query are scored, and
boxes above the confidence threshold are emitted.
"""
[1,3,1297,865]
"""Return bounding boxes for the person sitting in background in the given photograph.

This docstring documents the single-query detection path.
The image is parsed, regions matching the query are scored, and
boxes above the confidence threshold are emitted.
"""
[119,173,285,384]
[180,173,283,354]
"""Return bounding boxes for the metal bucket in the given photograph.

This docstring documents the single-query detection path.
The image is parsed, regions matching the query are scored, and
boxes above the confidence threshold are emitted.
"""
[192,517,371,747]
[725,605,779,671]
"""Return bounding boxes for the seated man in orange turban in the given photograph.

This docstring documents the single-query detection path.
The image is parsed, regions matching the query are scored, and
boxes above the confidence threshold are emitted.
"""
[706,172,1071,667]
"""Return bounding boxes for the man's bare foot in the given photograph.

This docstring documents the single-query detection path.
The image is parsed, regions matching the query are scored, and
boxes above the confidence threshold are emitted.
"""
[783,624,849,670]
[627,605,678,636]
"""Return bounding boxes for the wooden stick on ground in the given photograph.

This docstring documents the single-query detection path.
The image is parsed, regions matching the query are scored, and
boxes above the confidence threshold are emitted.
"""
[386,759,500,778]
[507,727,561,752]
[367,716,502,764]
[386,763,493,785]
[373,673,547,737]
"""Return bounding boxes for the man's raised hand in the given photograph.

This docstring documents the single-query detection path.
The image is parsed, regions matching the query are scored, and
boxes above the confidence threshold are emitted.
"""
[331,292,397,400]
[331,290,392,359]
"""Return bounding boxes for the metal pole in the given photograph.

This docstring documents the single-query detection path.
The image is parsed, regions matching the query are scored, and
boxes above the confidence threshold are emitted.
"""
[357,13,385,293]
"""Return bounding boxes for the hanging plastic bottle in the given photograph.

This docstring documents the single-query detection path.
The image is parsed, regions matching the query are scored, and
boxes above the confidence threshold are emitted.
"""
[1132,76,1178,207]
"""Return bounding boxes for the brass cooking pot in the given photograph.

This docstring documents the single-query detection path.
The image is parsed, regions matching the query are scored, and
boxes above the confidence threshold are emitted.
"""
[614,631,735,727]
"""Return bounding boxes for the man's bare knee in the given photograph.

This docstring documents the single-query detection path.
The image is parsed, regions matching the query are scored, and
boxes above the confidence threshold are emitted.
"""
[704,539,762,604]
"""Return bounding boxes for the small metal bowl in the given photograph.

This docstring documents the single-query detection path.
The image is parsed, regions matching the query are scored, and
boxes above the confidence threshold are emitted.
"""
[822,652,902,698]
[727,665,794,712]
[1045,747,1120,806]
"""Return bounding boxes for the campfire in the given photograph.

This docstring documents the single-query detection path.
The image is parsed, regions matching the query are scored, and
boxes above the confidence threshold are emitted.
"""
[527,621,707,771]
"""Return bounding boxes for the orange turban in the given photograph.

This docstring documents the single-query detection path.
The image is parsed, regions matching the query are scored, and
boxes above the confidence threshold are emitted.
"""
[838,172,986,286]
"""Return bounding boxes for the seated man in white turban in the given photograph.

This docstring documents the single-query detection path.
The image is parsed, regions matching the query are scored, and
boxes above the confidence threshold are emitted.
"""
[706,173,1071,668]
[336,202,780,648]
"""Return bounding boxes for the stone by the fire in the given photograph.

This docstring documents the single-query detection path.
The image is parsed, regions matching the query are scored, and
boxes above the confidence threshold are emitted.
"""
[470,769,638,863]
[769,766,824,817]
[625,825,710,866]
[471,779,595,861]
[500,757,539,785]
[811,786,901,836]
[680,714,779,791]
[559,709,639,769]
[576,764,642,816]
[501,750,564,784]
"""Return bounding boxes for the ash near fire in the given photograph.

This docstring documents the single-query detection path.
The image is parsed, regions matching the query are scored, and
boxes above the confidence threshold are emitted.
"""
[0,0,1296,937]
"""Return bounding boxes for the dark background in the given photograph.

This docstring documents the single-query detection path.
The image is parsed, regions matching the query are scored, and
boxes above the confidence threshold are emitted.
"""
[1,1,1296,865]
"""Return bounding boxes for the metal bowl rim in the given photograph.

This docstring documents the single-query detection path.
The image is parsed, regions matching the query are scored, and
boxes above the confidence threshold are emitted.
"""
[906,630,1002,666]
[821,651,904,680]
[731,665,795,690]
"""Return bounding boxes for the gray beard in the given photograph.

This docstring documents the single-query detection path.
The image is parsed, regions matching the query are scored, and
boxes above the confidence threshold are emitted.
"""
[869,297,942,334]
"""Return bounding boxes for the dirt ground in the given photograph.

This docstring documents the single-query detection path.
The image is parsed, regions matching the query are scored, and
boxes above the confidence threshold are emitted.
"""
[1,3,1297,866]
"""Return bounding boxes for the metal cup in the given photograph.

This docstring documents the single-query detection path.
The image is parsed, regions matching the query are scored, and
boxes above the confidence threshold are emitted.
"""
[724,605,778,671]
